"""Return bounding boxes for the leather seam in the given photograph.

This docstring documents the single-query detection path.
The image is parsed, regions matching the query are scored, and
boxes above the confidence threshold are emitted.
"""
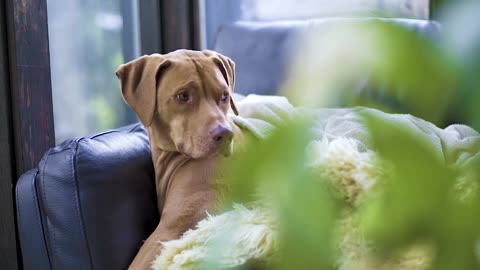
[89,123,142,139]
[40,150,59,270]
[29,170,53,269]
[73,138,95,270]
[129,123,143,132]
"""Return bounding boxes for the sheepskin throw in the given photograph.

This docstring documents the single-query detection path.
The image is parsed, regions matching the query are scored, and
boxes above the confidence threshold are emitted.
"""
[152,95,480,270]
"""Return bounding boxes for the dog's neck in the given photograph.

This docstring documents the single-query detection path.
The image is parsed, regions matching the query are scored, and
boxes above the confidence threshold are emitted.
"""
[146,119,247,212]
[152,150,191,212]
[146,123,189,211]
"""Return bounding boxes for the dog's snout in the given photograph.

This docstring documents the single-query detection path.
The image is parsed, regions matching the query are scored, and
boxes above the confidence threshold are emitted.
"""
[210,124,233,144]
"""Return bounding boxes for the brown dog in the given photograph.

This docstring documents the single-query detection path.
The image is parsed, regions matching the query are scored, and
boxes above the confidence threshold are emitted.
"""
[116,49,244,269]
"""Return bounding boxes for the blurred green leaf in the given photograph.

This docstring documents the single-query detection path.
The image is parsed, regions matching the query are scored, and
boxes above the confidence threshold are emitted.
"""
[358,110,480,269]
[206,3,480,270]
[221,118,339,270]
[284,21,459,127]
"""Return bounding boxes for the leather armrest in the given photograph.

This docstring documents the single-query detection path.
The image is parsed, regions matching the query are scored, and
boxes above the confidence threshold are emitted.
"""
[16,123,158,270]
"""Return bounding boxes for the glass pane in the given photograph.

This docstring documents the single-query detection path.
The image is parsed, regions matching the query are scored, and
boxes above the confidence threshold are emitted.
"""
[47,0,140,143]
[205,0,430,49]
[239,0,430,20]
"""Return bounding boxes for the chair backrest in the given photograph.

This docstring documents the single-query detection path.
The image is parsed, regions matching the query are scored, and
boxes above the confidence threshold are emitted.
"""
[214,18,441,96]
[16,123,158,270]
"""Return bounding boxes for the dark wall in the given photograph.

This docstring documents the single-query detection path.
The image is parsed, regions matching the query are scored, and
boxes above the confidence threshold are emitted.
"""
[160,0,196,52]
[1,0,55,269]
[139,0,162,55]
[6,0,55,176]
[0,0,19,269]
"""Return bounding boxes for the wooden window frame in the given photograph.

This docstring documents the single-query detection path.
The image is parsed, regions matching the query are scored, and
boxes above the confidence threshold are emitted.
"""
[1,0,54,269]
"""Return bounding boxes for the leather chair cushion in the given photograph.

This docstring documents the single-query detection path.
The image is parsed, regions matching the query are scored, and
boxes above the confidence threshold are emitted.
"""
[16,123,157,270]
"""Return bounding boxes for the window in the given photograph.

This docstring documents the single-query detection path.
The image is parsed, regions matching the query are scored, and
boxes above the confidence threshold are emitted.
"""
[238,0,429,20]
[47,0,140,143]
[205,0,430,49]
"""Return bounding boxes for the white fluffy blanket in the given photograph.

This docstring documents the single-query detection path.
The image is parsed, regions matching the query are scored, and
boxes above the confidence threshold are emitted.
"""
[152,95,480,270]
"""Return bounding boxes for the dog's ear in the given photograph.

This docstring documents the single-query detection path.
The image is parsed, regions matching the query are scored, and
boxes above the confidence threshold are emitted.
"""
[202,50,239,116]
[116,54,171,127]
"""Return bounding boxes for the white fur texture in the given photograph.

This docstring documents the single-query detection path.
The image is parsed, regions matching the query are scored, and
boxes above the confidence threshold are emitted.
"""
[153,137,382,270]
[152,205,277,270]
[306,137,382,205]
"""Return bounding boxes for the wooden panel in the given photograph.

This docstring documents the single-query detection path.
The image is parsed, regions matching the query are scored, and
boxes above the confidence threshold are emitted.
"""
[139,0,162,55]
[6,0,55,177]
[192,0,206,50]
[136,1,204,55]
[0,1,19,269]
[3,0,54,268]
[160,0,194,53]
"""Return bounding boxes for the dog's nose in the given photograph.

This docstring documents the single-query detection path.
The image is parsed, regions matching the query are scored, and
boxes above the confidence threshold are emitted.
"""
[210,124,233,144]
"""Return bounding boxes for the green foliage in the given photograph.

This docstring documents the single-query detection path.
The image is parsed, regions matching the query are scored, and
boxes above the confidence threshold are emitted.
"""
[284,20,459,127]
[205,2,480,270]
[359,111,480,270]
[223,118,339,270]
[439,0,480,131]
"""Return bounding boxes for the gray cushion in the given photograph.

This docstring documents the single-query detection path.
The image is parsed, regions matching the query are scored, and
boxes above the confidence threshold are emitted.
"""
[214,18,441,96]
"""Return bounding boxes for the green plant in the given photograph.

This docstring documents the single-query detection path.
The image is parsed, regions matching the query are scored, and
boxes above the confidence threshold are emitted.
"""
[208,2,480,270]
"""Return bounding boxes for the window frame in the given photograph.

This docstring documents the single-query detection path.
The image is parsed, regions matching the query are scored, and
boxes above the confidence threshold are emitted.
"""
[0,1,20,269]
[1,0,54,269]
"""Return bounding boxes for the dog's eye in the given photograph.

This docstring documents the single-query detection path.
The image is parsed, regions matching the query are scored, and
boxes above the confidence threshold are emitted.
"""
[176,92,190,103]
[220,91,229,103]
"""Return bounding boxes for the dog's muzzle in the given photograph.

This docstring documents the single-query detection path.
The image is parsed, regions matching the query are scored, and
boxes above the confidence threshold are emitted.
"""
[210,124,234,156]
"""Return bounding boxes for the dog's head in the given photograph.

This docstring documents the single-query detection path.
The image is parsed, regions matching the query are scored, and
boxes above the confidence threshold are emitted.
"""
[116,49,238,159]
